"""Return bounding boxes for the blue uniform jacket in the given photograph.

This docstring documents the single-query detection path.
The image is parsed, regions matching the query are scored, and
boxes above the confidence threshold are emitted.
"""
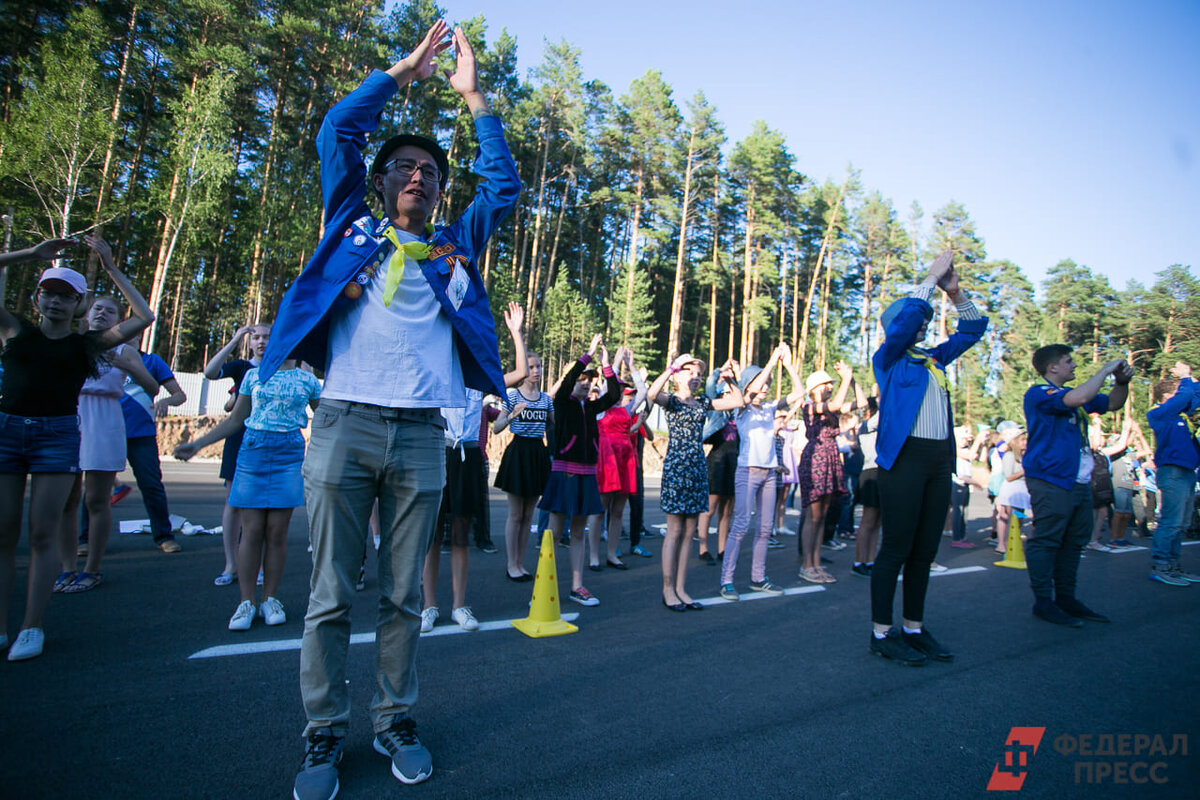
[871,296,988,471]
[1023,384,1108,490]
[259,70,520,397]
[1147,377,1200,471]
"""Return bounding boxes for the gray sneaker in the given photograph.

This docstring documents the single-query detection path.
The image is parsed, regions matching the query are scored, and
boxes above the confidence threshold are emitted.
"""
[1169,561,1200,583]
[1150,565,1189,587]
[719,583,739,601]
[293,729,343,800]
[373,716,432,785]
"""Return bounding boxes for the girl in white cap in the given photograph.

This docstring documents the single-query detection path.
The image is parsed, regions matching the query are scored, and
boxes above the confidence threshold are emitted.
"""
[798,361,859,584]
[0,235,154,660]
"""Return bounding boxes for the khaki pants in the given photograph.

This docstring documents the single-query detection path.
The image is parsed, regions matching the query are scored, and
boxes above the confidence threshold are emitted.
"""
[299,400,445,736]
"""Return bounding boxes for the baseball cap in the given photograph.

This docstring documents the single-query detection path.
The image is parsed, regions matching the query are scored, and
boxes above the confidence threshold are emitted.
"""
[38,267,87,295]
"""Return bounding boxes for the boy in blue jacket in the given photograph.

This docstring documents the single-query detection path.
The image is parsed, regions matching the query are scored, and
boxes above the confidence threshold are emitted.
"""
[1023,345,1132,626]
[274,22,520,800]
[1144,362,1200,586]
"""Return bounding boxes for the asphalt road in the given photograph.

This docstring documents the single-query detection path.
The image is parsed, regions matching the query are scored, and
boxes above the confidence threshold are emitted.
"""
[2,462,1197,799]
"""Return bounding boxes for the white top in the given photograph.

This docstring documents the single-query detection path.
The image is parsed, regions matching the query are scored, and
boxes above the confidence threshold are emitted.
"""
[736,401,781,468]
[443,389,483,451]
[322,227,464,408]
[859,415,879,470]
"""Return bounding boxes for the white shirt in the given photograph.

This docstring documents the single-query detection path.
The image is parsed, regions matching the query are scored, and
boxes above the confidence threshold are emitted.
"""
[322,227,464,408]
[737,401,781,468]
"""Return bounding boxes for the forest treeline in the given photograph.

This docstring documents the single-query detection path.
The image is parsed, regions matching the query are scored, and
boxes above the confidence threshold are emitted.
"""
[1,0,1197,428]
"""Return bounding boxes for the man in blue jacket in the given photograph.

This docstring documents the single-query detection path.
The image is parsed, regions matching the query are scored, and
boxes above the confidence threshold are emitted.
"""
[1023,345,1132,626]
[869,250,988,666]
[1145,362,1200,586]
[267,22,520,800]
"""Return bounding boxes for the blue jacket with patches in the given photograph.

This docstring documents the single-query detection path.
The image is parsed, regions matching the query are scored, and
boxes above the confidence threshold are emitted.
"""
[1147,377,1200,471]
[259,70,520,398]
[871,296,988,471]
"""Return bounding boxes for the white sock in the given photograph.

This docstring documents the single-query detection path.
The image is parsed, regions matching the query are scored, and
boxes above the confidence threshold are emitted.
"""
[903,625,922,635]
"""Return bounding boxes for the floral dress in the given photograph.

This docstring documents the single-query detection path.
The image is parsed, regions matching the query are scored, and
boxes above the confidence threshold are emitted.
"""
[798,402,847,507]
[660,395,712,515]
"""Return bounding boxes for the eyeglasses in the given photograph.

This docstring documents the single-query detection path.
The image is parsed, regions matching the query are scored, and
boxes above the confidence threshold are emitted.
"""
[383,158,441,186]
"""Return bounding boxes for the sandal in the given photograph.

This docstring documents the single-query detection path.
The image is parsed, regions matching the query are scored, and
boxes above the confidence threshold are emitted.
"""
[799,567,825,585]
[53,571,77,593]
[213,572,237,587]
[817,568,838,584]
[62,571,102,593]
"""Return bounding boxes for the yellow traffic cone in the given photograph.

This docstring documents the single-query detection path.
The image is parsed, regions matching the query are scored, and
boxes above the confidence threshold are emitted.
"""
[512,531,579,638]
[995,511,1028,569]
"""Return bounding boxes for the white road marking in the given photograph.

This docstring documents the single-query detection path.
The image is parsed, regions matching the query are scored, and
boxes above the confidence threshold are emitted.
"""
[188,613,581,660]
[899,565,988,581]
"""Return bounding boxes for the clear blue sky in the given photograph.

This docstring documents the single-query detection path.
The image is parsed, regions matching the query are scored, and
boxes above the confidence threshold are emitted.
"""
[437,0,1199,294]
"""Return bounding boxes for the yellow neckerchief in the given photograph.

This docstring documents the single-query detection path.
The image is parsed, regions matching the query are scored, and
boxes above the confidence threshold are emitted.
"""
[907,348,948,393]
[1181,413,1196,440]
[380,222,435,306]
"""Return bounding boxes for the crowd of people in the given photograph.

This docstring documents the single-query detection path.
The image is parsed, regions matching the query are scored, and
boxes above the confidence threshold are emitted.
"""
[2,19,1197,800]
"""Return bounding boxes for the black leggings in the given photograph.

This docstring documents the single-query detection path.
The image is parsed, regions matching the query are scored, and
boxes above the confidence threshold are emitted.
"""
[870,437,952,626]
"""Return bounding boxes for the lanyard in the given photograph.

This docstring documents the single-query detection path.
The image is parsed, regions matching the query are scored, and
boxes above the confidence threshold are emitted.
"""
[908,349,948,393]
[1045,384,1089,447]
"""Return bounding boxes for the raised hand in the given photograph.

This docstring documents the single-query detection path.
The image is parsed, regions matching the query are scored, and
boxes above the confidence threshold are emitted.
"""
[446,26,480,99]
[1113,359,1134,385]
[588,333,602,356]
[599,342,611,367]
[926,249,953,285]
[718,363,737,383]
[83,233,113,266]
[398,20,452,82]
[834,359,853,379]
[1170,361,1191,379]
[939,264,960,296]
[30,238,76,262]
[503,301,524,335]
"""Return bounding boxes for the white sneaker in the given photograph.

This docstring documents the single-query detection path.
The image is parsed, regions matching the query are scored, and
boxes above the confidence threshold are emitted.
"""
[260,597,286,626]
[1086,541,1115,553]
[7,628,45,661]
[451,606,479,631]
[929,562,949,573]
[420,606,439,633]
[228,600,256,631]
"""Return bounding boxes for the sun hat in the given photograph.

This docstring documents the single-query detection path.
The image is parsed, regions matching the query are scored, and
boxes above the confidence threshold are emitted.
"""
[805,370,834,395]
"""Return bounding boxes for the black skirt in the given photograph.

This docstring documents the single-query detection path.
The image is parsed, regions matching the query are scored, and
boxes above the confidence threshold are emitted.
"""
[495,435,551,498]
[706,438,739,497]
[441,445,485,520]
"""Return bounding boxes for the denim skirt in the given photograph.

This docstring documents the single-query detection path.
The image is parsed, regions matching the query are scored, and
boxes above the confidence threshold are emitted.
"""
[228,428,305,509]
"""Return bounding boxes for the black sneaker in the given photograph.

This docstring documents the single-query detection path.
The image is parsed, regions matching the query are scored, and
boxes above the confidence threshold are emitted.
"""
[476,540,498,554]
[373,716,432,785]
[869,629,927,666]
[901,627,954,662]
[851,563,871,578]
[699,551,716,566]
[293,729,343,800]
[1032,599,1083,628]
[1056,597,1110,623]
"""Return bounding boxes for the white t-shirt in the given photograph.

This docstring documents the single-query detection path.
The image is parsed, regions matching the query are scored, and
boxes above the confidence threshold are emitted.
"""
[736,401,781,468]
[322,227,464,408]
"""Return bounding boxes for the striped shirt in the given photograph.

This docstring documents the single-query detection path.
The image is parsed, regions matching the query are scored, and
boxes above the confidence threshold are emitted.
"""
[907,284,983,441]
[505,388,552,438]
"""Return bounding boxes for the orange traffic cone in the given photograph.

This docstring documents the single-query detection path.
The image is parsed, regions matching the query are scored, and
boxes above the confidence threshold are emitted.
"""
[512,531,579,638]
[995,511,1028,569]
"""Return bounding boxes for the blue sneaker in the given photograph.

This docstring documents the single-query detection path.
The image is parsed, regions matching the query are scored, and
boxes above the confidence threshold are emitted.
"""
[293,729,343,800]
[630,544,653,558]
[373,716,432,785]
